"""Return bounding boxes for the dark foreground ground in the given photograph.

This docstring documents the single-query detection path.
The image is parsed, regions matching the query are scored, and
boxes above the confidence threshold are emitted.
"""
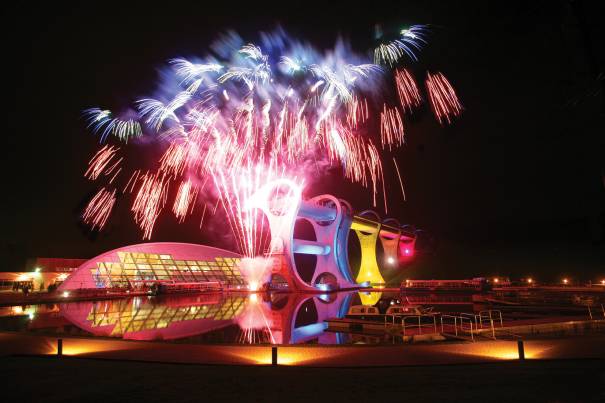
[2,356,604,402]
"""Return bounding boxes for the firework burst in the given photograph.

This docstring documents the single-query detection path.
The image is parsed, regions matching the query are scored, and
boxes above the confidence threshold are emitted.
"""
[426,72,463,124]
[82,188,117,231]
[80,26,462,261]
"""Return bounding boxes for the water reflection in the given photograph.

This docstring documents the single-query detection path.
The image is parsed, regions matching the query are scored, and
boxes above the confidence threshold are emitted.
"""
[0,290,488,344]
[43,292,360,344]
[0,291,485,344]
[6,287,599,345]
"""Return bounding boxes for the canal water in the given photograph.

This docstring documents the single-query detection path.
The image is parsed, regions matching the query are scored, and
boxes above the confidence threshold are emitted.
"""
[0,291,442,345]
[0,289,601,345]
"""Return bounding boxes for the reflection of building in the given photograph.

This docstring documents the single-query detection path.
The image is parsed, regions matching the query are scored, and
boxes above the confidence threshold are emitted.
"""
[59,295,246,340]
[54,292,356,344]
[59,242,245,291]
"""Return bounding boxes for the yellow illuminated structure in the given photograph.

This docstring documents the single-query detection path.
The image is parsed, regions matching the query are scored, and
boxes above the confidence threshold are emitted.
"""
[351,216,385,285]
[358,291,383,306]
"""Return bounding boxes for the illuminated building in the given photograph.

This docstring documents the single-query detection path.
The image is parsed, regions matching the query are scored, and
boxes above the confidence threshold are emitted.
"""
[59,242,246,291]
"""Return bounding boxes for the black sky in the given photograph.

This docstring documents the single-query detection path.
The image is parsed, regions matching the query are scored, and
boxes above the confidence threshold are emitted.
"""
[3,0,604,277]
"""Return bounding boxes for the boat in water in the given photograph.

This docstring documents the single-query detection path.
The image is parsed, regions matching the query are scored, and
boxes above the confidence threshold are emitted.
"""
[346,297,436,321]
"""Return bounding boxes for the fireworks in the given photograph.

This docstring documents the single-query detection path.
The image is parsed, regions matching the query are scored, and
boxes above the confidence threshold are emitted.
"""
[380,105,405,150]
[80,26,462,261]
[131,172,170,239]
[394,69,422,112]
[374,25,428,65]
[82,188,116,230]
[84,145,122,181]
[84,108,142,142]
[426,72,463,124]
[172,179,199,223]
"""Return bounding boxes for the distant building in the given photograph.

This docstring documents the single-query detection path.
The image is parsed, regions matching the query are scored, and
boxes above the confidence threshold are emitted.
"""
[32,257,87,273]
[0,257,85,292]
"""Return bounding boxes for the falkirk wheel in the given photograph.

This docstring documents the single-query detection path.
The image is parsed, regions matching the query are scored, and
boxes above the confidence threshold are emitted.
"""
[246,181,418,292]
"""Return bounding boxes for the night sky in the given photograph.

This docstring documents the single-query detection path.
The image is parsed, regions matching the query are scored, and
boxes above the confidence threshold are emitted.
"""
[4,1,604,280]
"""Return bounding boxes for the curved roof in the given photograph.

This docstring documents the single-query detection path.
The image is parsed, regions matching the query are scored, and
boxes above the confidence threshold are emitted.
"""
[59,242,242,291]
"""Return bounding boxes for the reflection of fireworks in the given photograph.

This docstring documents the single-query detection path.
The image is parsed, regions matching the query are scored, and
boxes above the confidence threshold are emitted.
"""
[80,27,462,266]
[236,294,275,344]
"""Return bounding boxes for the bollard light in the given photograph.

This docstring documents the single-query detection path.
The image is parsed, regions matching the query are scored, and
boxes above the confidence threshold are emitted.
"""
[517,340,525,360]
[271,346,278,366]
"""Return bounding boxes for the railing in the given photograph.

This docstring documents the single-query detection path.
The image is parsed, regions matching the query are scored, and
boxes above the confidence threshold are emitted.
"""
[479,310,503,328]
[401,314,438,336]
[440,314,475,341]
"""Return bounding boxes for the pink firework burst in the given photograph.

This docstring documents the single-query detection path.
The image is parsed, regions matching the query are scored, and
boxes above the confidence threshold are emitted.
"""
[394,69,422,112]
[82,188,116,231]
[426,71,462,124]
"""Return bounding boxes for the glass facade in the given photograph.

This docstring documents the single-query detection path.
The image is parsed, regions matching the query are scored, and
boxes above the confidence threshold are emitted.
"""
[90,251,246,288]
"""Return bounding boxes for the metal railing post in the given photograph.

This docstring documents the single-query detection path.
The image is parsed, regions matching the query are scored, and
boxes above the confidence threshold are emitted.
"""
[57,338,63,357]
[587,305,593,320]
[418,316,422,334]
